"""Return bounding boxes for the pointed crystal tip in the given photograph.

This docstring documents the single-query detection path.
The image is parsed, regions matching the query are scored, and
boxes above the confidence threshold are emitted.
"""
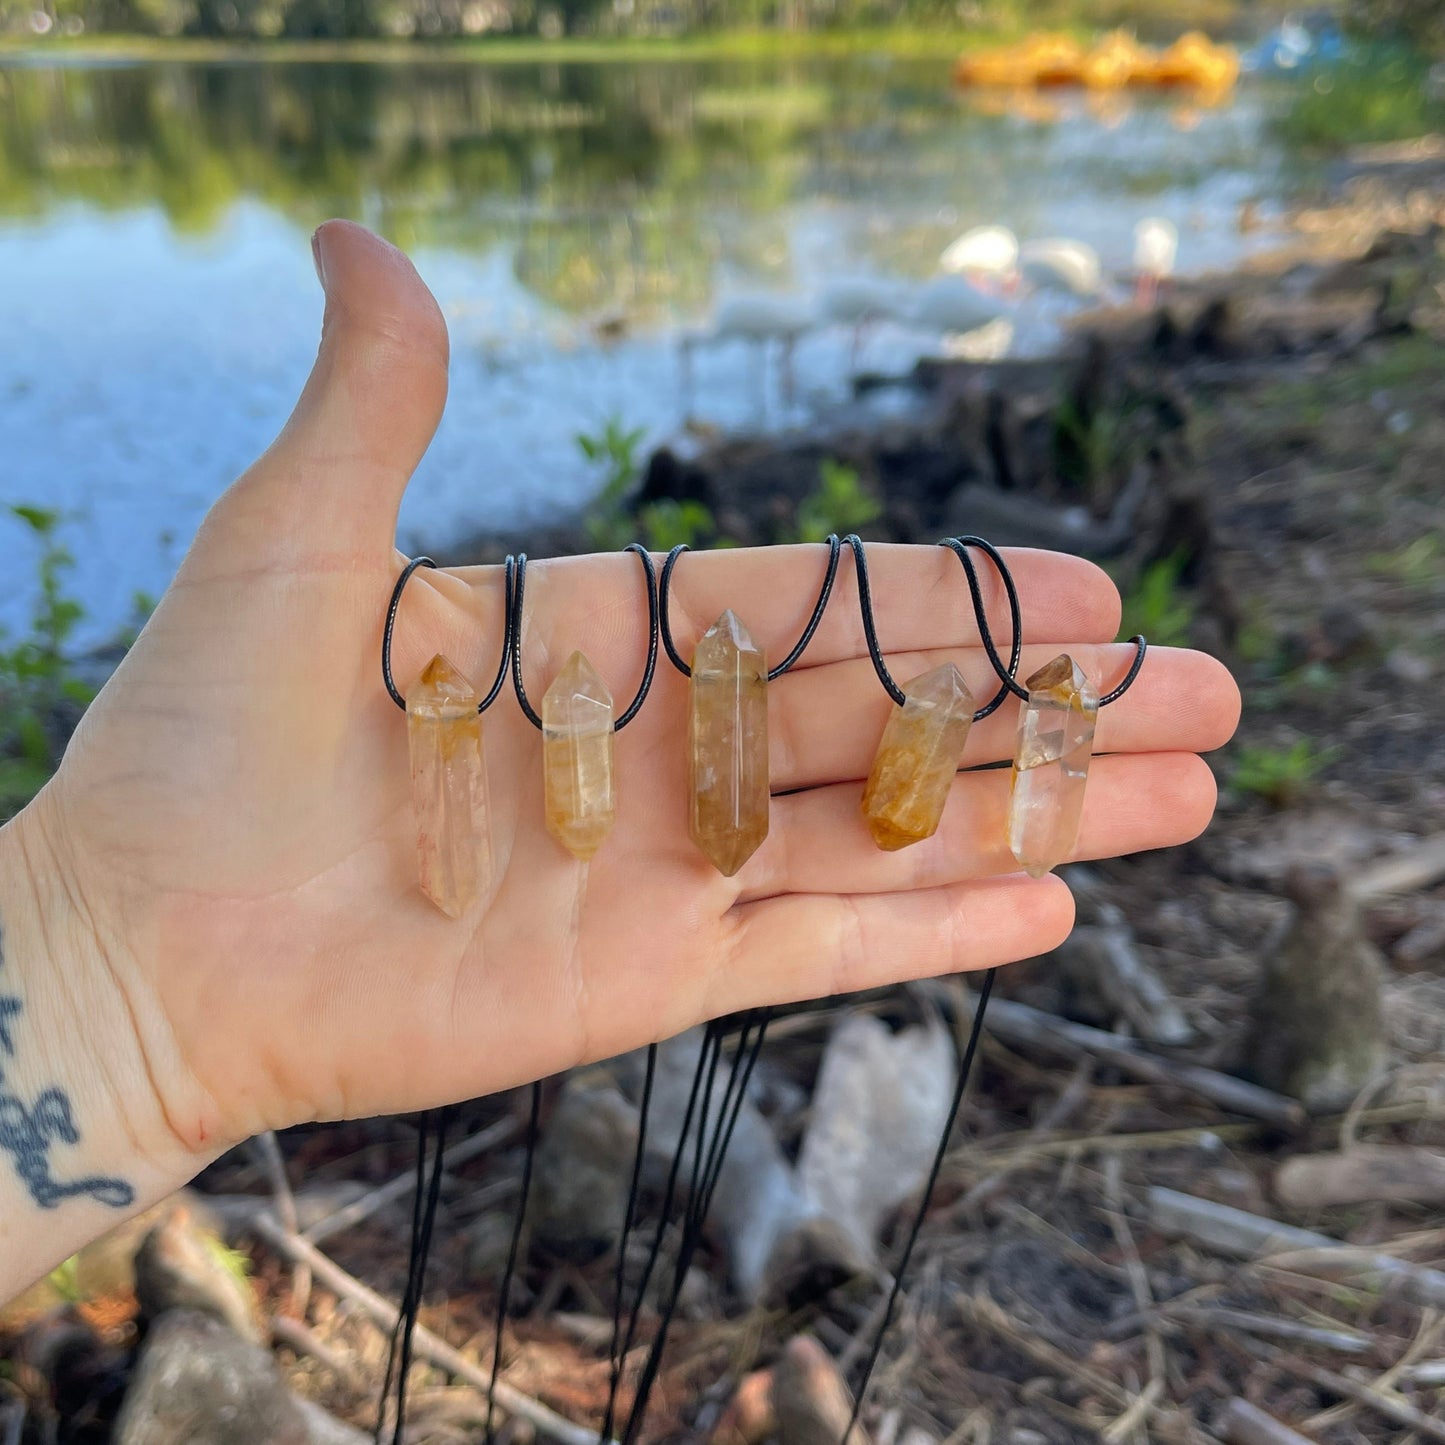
[1024,654,1090,705]
[411,654,481,710]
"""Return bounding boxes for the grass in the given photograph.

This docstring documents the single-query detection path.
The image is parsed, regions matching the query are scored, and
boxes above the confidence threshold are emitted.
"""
[1229,738,1337,807]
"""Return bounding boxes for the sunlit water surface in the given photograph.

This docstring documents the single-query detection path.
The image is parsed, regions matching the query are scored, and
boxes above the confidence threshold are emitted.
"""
[1,56,1295,642]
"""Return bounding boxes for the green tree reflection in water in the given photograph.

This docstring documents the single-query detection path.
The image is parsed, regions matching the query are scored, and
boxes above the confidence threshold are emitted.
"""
[0,56,1051,319]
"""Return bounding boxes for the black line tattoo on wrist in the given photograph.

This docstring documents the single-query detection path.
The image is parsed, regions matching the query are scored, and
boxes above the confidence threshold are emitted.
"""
[0,917,135,1210]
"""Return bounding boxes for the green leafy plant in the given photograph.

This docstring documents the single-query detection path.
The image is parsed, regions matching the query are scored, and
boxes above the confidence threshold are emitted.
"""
[46,1254,83,1303]
[792,459,880,543]
[0,506,94,818]
[636,499,715,551]
[1118,554,1194,649]
[1230,739,1336,808]
[579,417,648,551]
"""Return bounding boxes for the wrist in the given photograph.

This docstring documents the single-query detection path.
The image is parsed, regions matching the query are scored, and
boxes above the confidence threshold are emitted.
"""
[0,793,223,1302]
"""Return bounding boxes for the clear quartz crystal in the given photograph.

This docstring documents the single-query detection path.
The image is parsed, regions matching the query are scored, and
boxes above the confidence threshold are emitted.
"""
[407,654,491,918]
[1007,654,1098,878]
[688,610,769,877]
[542,651,617,861]
[861,663,976,850]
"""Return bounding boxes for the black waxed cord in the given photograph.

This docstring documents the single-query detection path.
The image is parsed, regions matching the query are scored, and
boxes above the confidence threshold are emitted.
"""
[510,545,661,731]
[382,554,512,713]
[659,535,842,680]
[846,535,1025,717]
[485,1082,543,1445]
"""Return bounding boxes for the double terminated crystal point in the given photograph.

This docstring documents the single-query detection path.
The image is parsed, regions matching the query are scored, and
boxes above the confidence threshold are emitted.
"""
[1007,654,1098,878]
[689,610,769,877]
[407,655,492,919]
[542,651,617,861]
[862,664,976,850]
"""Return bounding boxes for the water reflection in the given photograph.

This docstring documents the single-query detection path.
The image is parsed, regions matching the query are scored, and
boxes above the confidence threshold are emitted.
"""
[0,56,1287,641]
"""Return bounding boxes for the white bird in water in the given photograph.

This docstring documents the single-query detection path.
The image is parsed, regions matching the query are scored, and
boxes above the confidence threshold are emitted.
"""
[817,275,911,369]
[681,291,815,415]
[903,273,1013,343]
[939,224,1019,290]
[1134,217,1179,307]
[1019,237,1104,298]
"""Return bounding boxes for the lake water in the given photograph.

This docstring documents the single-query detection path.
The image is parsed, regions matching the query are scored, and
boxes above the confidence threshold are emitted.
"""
[0,54,1295,644]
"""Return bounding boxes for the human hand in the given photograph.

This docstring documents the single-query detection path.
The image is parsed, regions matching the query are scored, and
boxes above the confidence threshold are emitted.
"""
[0,223,1238,1294]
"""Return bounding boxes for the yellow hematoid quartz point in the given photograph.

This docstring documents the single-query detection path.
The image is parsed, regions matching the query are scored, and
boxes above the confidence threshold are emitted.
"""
[542,651,617,861]
[861,664,977,851]
[407,654,491,919]
[1007,654,1099,879]
[688,610,769,877]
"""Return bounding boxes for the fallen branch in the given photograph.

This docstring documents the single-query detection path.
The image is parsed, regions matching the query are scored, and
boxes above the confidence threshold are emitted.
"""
[981,997,1305,1127]
[1148,1187,1445,1311]
[250,1212,603,1445]
[302,1117,515,1245]
[1352,832,1445,899]
[1275,1145,1445,1209]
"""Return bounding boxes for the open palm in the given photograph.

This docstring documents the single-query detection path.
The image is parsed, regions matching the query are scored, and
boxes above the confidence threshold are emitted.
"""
[28,222,1239,1158]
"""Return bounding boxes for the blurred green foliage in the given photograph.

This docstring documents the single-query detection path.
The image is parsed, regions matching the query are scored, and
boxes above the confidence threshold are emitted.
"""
[0,506,95,819]
[4,0,1251,42]
[1229,738,1336,807]
[1274,47,1445,150]
[792,459,880,543]
[1118,554,1194,649]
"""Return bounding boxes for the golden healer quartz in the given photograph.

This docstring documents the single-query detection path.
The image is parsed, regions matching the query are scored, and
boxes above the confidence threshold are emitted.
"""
[407,654,491,918]
[542,651,617,861]
[688,610,769,877]
[861,663,976,850]
[1007,654,1098,879]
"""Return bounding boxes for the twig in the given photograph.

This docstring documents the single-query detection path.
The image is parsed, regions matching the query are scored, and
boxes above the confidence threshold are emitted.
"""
[1101,1156,1166,1445]
[302,1117,514,1245]
[251,1211,606,1445]
[1278,1354,1445,1443]
[1215,1399,1318,1445]
[1148,1187,1445,1310]
[1164,1305,1374,1357]
[251,1130,310,1317]
[981,997,1305,1127]
[1352,833,1445,899]
[269,1313,366,1389]
[955,1290,1131,1410]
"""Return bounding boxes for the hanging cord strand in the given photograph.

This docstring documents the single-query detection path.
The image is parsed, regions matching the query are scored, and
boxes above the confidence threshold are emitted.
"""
[659,535,842,680]
[375,1108,451,1444]
[841,968,998,1445]
[374,1114,429,1442]
[608,1027,719,1436]
[622,1014,772,1445]
[486,1082,543,1445]
[938,536,1026,717]
[382,554,514,713]
[392,1108,450,1445]
[511,546,661,731]
[843,535,1026,717]
[600,1043,659,1445]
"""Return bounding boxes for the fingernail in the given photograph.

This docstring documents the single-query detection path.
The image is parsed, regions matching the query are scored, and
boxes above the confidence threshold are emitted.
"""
[311,226,328,291]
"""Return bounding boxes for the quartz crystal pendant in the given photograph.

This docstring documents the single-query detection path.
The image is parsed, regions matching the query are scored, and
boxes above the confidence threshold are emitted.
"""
[1007,654,1098,879]
[542,651,616,861]
[861,663,976,850]
[688,610,769,876]
[407,654,491,918]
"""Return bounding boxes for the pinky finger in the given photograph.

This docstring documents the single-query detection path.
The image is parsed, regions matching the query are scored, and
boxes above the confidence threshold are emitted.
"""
[710,873,1075,1020]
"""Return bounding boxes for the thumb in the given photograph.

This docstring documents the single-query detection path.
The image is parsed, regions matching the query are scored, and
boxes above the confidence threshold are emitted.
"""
[191,220,450,574]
